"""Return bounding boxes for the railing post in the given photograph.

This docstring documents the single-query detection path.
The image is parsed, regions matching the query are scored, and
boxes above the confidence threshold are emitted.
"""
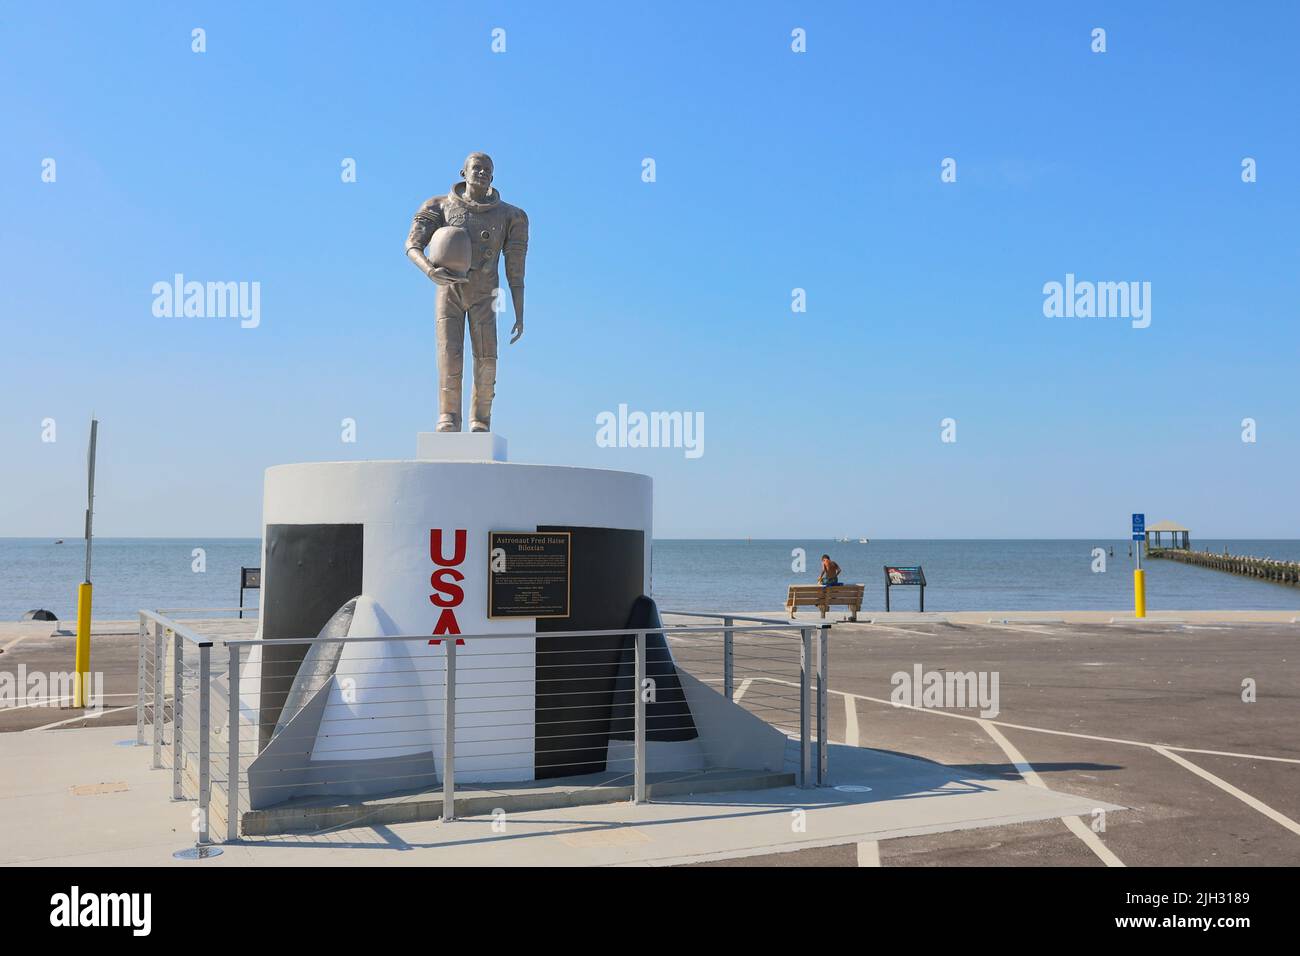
[172,630,183,799]
[800,626,812,788]
[817,625,829,786]
[442,637,456,822]
[723,616,735,701]
[227,643,240,843]
[135,614,146,745]
[152,621,164,769]
[634,630,647,804]
[197,644,211,845]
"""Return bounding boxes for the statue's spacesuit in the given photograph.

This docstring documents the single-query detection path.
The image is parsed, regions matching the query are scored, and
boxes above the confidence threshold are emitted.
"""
[406,176,528,432]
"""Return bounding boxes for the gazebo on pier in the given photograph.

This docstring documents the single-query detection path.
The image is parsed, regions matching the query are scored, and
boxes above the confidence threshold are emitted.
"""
[1145,520,1190,552]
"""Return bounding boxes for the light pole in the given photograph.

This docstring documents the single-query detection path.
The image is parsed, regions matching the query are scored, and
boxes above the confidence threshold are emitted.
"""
[73,418,98,708]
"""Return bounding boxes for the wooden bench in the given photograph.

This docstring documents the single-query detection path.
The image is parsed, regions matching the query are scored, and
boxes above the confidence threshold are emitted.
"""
[786,584,865,621]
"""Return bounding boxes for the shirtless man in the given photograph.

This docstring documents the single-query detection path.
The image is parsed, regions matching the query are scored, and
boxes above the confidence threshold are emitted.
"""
[818,554,842,586]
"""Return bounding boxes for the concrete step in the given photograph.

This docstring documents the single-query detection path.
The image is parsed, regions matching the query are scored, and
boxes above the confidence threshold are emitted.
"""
[240,767,795,837]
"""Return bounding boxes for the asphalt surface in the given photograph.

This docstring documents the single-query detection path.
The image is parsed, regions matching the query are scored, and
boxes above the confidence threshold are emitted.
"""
[0,619,253,732]
[3,615,1298,865]
[687,616,1300,866]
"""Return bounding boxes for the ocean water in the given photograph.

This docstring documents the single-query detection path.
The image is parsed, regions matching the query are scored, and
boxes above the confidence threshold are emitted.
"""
[3,538,1299,621]
[650,539,1300,613]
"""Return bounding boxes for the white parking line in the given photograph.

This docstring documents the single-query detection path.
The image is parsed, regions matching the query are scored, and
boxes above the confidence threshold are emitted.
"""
[3,693,137,713]
[987,625,1057,635]
[860,625,943,639]
[24,705,136,732]
[734,678,753,702]
[753,677,1300,766]
[1060,815,1124,866]
[987,619,1066,626]
[1,632,37,654]
[856,840,880,866]
[978,720,1047,787]
[843,693,859,747]
[1155,747,1300,837]
[979,719,1125,867]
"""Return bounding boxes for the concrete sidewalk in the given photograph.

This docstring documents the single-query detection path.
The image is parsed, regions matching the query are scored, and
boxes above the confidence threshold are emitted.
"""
[0,724,1119,867]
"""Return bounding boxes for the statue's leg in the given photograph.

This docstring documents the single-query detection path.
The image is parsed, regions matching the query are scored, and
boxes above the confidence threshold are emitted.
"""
[466,293,498,432]
[436,291,466,432]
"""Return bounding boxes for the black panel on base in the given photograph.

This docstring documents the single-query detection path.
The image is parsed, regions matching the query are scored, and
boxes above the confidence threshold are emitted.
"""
[534,526,644,778]
[607,595,698,742]
[259,523,363,751]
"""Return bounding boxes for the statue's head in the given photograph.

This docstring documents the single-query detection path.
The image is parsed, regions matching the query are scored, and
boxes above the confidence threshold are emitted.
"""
[461,152,494,193]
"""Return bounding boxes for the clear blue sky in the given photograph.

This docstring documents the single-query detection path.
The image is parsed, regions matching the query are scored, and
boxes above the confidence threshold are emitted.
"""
[2,1,1297,538]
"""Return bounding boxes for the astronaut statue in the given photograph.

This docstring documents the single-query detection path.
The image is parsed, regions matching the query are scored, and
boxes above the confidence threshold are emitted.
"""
[405,152,529,432]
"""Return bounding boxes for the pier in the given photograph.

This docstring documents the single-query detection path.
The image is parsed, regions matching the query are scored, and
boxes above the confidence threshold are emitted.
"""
[1151,547,1300,586]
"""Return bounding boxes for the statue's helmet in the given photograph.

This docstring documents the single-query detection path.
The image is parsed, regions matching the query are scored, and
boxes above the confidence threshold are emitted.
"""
[427,225,471,283]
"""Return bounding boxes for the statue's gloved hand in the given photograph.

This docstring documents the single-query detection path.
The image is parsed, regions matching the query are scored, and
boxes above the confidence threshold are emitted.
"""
[509,318,524,344]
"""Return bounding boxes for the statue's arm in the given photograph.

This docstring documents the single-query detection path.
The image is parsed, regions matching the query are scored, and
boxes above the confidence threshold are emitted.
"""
[503,208,529,323]
[405,198,445,282]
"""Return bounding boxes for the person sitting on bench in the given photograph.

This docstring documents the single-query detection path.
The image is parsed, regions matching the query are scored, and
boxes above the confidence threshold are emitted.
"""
[818,554,842,587]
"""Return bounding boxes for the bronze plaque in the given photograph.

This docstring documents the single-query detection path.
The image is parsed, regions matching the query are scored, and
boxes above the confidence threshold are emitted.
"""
[488,532,571,619]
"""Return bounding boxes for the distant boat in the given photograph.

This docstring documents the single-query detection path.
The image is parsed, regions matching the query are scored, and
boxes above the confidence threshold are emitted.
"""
[54,539,63,544]
[858,538,869,544]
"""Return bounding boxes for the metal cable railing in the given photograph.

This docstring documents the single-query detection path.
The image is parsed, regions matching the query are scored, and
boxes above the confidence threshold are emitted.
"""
[136,608,831,849]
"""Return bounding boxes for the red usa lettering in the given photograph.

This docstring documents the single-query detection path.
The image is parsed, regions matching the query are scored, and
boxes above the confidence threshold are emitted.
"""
[429,529,467,645]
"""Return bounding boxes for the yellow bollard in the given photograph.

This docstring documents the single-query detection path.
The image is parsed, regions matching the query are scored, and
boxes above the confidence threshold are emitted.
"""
[1133,568,1146,619]
[73,581,93,708]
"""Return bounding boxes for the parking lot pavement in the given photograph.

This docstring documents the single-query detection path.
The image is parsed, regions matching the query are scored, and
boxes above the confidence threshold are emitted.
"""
[0,624,141,732]
[0,618,255,733]
[691,616,1300,866]
[6,614,1298,866]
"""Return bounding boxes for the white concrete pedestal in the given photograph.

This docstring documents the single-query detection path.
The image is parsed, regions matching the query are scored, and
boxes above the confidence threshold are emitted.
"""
[416,431,507,462]
[246,440,653,797]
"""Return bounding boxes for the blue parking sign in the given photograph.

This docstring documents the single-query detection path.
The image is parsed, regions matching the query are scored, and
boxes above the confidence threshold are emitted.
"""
[1132,513,1145,540]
